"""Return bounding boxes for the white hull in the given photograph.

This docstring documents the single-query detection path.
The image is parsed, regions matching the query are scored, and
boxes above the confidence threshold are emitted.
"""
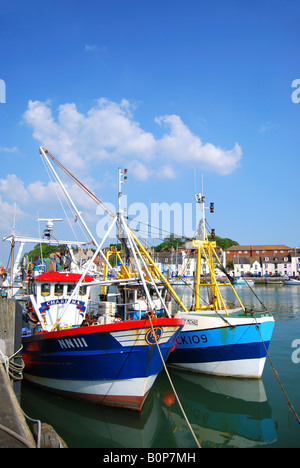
[169,356,267,378]
[24,373,157,407]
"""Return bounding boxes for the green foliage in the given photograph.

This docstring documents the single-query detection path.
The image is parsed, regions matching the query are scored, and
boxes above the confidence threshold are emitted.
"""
[154,235,238,252]
[25,244,67,262]
[208,236,239,250]
[154,235,187,252]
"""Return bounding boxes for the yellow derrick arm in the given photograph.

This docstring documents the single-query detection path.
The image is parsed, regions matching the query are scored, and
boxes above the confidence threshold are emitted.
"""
[210,243,245,312]
[100,250,111,297]
[129,229,188,313]
[116,251,131,279]
[198,242,223,312]
[192,239,243,315]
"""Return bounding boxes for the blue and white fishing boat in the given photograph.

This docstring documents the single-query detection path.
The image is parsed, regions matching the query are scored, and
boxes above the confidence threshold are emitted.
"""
[7,147,184,411]
[166,185,275,378]
[284,276,300,285]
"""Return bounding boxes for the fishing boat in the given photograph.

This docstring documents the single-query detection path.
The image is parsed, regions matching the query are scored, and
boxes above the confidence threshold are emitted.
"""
[233,277,255,287]
[104,178,275,379]
[284,276,300,285]
[6,147,184,411]
[166,186,275,378]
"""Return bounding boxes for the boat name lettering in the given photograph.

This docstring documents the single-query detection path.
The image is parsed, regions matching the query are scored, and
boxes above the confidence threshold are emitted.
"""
[176,334,207,345]
[58,337,88,349]
[185,319,198,326]
[39,299,86,315]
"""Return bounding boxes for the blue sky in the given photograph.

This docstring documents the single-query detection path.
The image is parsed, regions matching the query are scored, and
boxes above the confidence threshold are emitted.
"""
[0,0,300,263]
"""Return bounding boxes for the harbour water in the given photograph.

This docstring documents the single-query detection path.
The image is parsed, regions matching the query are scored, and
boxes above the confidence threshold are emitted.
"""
[20,284,300,448]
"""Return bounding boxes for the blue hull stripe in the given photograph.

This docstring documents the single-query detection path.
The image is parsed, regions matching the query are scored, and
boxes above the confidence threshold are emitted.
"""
[168,340,271,364]
[22,326,180,382]
[168,321,274,365]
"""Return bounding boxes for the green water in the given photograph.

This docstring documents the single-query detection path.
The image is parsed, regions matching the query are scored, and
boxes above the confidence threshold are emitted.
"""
[20,285,300,448]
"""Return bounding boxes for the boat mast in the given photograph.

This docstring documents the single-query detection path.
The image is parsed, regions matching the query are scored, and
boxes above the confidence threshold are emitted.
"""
[39,146,118,279]
[193,179,245,314]
[194,177,222,311]
[117,168,157,312]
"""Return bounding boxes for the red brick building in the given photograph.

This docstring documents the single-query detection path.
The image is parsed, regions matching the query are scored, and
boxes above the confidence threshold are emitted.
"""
[226,245,292,259]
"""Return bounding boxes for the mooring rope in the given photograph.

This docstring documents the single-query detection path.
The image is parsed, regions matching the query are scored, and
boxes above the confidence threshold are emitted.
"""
[148,315,201,448]
[252,313,300,425]
[242,277,300,426]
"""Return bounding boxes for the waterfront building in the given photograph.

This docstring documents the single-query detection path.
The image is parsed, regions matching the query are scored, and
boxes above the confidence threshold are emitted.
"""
[226,245,291,259]
[228,245,299,277]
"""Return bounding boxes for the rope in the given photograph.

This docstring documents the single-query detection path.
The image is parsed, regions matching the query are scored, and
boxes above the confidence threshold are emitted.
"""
[253,314,300,425]
[21,410,42,448]
[0,422,35,448]
[239,277,300,425]
[0,345,25,380]
[148,315,201,448]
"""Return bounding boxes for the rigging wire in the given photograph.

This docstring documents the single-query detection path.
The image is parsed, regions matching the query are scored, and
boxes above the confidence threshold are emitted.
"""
[242,276,300,426]
[39,152,89,244]
[43,149,115,217]
[148,315,201,448]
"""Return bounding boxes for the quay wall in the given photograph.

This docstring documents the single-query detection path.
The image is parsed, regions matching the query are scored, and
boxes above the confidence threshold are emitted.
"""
[0,299,23,399]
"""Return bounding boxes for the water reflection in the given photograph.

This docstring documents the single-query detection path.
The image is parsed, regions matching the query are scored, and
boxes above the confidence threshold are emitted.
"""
[21,381,167,448]
[158,370,277,448]
[21,367,277,448]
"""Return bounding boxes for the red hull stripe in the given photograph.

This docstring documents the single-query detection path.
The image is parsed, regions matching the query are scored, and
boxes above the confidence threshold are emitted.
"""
[31,317,184,340]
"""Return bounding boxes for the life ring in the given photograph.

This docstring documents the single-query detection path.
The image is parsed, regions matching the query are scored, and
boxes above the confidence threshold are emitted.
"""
[0,267,5,274]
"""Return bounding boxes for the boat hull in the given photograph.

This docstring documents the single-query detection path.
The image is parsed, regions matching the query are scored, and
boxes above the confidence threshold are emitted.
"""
[22,318,183,410]
[168,311,274,378]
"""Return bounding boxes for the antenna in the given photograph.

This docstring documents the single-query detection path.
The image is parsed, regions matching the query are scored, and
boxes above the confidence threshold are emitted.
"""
[194,175,214,241]
[118,168,127,215]
[38,218,63,239]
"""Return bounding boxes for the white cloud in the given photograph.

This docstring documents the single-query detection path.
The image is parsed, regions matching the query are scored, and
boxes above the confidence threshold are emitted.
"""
[0,196,29,233]
[155,115,242,175]
[0,174,29,203]
[0,146,18,153]
[23,98,242,179]
[259,120,278,134]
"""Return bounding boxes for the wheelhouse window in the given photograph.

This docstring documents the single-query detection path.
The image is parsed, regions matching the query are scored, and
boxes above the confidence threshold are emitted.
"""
[54,284,64,296]
[67,284,75,295]
[41,283,51,296]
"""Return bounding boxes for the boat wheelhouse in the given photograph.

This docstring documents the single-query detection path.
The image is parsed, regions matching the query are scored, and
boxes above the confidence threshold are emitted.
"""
[26,272,94,331]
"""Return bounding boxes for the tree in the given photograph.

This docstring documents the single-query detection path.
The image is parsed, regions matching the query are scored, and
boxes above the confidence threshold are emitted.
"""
[153,235,187,252]
[208,236,239,250]
[25,244,67,262]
